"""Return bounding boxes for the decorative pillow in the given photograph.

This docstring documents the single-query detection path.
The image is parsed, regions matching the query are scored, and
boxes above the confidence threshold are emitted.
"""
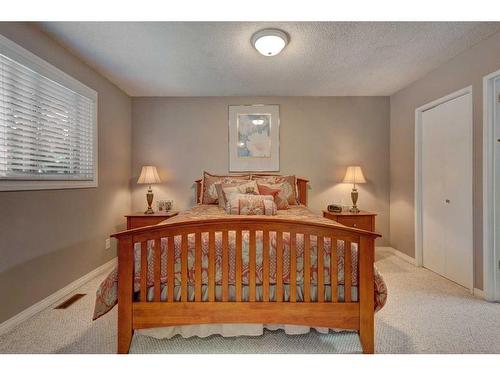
[225,194,277,216]
[221,180,259,202]
[252,175,298,205]
[257,183,289,210]
[214,183,226,209]
[216,180,259,209]
[202,171,250,204]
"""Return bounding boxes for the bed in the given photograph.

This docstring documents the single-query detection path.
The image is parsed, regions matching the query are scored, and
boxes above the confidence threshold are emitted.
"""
[97,175,386,353]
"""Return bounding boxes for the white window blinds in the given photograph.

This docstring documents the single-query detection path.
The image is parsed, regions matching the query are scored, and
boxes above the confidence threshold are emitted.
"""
[0,35,97,190]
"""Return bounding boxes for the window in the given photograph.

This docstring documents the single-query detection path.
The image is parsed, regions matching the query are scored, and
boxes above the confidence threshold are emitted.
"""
[0,35,97,191]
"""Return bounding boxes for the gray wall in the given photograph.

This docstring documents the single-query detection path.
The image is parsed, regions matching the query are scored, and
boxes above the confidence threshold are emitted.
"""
[390,30,500,289]
[10,21,495,321]
[131,97,390,245]
[0,23,132,323]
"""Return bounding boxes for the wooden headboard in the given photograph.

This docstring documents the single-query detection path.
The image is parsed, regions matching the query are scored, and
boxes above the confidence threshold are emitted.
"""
[195,176,309,206]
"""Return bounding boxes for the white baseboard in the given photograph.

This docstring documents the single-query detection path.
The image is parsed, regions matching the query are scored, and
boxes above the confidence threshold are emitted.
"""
[376,246,417,265]
[473,288,485,299]
[0,257,117,336]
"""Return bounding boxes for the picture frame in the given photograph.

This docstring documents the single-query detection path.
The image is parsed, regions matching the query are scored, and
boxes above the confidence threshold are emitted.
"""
[228,104,280,172]
[156,200,173,212]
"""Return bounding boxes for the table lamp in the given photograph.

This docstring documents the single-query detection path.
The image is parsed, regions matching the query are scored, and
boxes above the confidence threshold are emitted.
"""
[137,166,161,214]
[343,166,366,213]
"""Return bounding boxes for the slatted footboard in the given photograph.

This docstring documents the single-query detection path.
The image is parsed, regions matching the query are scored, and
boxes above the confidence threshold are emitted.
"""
[112,218,380,354]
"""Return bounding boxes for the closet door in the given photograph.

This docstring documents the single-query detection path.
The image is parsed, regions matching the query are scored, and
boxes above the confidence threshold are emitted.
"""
[421,93,473,289]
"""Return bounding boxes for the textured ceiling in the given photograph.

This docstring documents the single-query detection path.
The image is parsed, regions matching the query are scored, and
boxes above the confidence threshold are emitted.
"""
[37,22,500,96]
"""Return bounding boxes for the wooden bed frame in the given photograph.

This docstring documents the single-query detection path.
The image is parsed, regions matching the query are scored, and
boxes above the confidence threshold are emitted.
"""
[112,177,380,354]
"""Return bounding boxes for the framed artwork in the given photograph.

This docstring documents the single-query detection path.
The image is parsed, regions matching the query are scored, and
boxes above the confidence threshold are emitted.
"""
[156,200,173,212]
[228,104,280,172]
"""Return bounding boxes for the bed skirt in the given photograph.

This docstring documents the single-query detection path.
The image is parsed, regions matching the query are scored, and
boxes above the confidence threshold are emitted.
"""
[136,324,335,339]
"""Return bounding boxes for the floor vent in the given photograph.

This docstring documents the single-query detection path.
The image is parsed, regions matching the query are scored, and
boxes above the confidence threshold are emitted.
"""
[54,293,86,309]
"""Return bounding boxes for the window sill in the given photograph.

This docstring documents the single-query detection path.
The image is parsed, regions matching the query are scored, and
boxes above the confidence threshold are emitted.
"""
[0,179,98,192]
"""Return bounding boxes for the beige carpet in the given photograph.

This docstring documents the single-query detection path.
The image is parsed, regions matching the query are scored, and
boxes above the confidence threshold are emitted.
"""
[0,248,499,354]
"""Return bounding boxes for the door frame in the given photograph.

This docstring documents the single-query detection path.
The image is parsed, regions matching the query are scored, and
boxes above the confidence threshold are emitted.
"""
[414,86,473,291]
[483,69,500,301]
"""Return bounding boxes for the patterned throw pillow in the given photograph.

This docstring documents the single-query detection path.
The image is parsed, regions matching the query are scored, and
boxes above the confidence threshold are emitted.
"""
[257,183,289,210]
[201,171,251,204]
[214,183,226,209]
[221,180,259,200]
[252,175,298,205]
[225,194,277,216]
[216,180,259,209]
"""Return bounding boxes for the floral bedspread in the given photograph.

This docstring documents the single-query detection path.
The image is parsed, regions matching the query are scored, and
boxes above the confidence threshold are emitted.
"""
[93,205,387,319]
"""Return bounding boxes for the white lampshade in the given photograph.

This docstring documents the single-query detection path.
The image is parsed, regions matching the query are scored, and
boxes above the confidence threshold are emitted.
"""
[137,166,161,184]
[343,166,366,184]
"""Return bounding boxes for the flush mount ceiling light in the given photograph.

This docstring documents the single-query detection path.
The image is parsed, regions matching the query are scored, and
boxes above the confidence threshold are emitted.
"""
[251,29,289,57]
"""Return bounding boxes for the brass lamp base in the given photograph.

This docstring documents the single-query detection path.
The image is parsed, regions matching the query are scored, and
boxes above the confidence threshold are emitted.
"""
[144,186,154,214]
[349,186,360,213]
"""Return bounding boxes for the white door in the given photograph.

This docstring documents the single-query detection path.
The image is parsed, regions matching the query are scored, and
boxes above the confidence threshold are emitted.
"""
[421,92,473,289]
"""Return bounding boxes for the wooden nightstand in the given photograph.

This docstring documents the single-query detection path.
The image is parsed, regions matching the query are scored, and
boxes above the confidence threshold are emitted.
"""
[125,211,179,230]
[323,210,376,232]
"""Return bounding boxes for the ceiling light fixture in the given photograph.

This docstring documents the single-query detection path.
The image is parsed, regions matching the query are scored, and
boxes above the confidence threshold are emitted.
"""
[251,29,289,57]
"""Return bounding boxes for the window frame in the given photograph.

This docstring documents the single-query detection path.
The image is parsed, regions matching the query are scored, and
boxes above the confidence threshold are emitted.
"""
[0,34,98,191]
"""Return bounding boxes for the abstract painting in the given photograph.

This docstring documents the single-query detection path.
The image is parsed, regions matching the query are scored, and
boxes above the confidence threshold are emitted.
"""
[229,105,279,172]
[237,114,271,158]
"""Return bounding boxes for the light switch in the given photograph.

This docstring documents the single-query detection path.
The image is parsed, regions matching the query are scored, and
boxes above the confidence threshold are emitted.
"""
[105,238,111,250]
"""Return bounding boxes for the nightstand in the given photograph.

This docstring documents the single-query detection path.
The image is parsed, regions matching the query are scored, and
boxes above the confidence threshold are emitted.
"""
[322,210,376,232]
[125,211,179,230]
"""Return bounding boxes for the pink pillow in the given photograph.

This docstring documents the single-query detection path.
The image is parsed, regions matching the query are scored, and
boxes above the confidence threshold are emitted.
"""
[257,183,289,210]
[252,175,298,205]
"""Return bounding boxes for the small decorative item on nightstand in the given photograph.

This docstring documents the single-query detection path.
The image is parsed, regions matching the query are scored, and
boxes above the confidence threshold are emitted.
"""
[157,200,165,212]
[164,200,173,211]
[327,204,343,213]
[137,166,161,214]
[157,199,173,212]
[343,166,366,213]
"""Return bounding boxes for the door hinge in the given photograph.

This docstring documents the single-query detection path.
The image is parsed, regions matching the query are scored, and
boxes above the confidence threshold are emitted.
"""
[498,260,500,270]
[498,93,500,103]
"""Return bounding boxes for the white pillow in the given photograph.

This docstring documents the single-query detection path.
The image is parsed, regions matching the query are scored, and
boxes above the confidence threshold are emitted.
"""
[221,180,259,202]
